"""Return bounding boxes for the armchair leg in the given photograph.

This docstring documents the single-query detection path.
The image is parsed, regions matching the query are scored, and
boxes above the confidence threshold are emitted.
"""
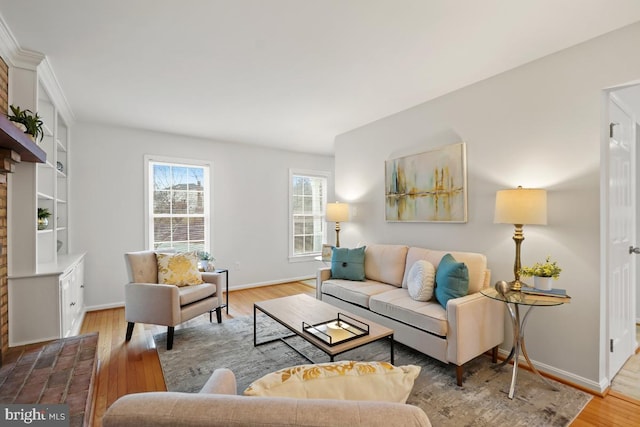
[216,307,222,323]
[167,326,174,350]
[492,345,499,363]
[125,322,135,341]
[456,365,464,386]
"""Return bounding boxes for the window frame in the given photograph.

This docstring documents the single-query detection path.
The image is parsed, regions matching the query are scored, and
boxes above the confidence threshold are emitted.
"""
[144,155,213,253]
[288,168,330,262]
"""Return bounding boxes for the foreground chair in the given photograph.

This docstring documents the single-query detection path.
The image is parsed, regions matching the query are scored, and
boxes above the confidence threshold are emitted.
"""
[103,368,432,427]
[124,250,224,350]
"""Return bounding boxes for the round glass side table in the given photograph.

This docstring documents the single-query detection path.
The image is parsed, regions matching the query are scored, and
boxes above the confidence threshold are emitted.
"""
[481,287,567,399]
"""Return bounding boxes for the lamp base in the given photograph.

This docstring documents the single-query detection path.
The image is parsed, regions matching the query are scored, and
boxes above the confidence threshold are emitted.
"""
[509,279,528,292]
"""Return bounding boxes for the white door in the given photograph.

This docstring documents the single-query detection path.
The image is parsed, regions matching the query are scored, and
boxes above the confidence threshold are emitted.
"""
[607,94,637,379]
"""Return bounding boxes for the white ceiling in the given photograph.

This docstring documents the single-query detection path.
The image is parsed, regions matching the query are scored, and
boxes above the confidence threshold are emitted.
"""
[1,1,640,155]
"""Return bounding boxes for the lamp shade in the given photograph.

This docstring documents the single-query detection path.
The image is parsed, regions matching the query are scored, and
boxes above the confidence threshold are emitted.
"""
[494,187,547,225]
[326,202,349,222]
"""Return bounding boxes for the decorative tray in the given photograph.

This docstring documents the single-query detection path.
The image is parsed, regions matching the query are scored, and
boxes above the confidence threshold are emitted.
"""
[302,313,369,346]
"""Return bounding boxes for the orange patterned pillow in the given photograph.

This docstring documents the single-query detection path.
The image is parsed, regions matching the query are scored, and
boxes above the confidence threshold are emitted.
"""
[156,252,204,286]
[243,361,420,403]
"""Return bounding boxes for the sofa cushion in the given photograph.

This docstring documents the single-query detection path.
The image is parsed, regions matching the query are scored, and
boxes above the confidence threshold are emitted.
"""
[157,252,204,286]
[243,361,421,403]
[434,254,469,309]
[369,288,448,336]
[322,279,397,308]
[331,247,366,281]
[403,247,487,294]
[364,244,408,287]
[407,260,435,301]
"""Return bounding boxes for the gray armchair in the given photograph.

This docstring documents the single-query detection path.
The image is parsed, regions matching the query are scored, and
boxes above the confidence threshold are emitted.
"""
[124,250,224,350]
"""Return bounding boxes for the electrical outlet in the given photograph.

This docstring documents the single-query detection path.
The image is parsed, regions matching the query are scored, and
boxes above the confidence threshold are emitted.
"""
[234,261,241,271]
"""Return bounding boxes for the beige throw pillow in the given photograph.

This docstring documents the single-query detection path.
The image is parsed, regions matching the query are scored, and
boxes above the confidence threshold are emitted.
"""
[156,252,204,286]
[407,260,435,301]
[243,361,420,403]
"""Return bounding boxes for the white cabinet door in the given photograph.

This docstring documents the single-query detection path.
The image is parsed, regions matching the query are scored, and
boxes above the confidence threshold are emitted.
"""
[60,271,73,337]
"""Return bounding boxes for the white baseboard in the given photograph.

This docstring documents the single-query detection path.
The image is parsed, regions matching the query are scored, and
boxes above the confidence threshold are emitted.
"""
[497,348,606,394]
[86,302,125,312]
[85,276,316,312]
[229,275,316,291]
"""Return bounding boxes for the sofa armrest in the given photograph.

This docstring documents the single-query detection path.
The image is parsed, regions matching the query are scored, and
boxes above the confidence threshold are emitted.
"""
[124,282,181,326]
[201,271,224,308]
[316,267,332,300]
[199,368,237,395]
[446,291,504,366]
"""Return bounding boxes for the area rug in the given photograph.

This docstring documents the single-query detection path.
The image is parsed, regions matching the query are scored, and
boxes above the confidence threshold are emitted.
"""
[155,315,592,427]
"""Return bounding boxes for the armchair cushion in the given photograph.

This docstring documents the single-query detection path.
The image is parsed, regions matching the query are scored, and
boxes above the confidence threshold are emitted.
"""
[157,252,204,286]
[179,283,217,306]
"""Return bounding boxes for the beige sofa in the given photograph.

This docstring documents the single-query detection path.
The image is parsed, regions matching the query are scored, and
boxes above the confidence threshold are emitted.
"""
[316,244,504,385]
[103,368,431,427]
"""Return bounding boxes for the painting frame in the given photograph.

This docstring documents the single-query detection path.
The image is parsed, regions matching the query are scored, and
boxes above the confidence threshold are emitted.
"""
[385,142,467,223]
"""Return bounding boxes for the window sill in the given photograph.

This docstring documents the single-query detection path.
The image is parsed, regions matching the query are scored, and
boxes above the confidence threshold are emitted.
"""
[289,254,322,263]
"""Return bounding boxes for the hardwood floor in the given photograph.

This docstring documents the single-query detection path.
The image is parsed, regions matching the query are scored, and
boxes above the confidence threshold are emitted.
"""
[80,282,639,427]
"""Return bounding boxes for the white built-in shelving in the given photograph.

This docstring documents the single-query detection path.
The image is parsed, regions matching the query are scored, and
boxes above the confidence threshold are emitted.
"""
[7,58,84,346]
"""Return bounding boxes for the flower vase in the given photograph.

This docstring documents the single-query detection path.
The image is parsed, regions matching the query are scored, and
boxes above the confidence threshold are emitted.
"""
[533,276,553,291]
[37,217,48,230]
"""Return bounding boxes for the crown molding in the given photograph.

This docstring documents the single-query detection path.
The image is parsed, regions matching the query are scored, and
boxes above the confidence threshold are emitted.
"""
[0,12,75,123]
[38,57,75,124]
[0,13,42,69]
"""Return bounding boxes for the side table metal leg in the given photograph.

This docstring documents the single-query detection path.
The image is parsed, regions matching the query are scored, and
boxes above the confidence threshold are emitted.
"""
[225,270,229,314]
[508,304,521,399]
[520,307,559,391]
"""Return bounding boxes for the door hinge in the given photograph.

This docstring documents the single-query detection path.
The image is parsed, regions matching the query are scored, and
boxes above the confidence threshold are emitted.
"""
[609,122,619,138]
[610,339,614,352]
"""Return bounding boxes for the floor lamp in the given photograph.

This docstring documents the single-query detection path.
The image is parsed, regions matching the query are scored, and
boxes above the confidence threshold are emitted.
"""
[326,202,349,248]
[494,187,547,291]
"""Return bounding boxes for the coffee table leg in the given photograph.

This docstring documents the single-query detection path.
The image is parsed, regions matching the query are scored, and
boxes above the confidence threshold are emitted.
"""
[390,335,394,365]
[253,304,257,347]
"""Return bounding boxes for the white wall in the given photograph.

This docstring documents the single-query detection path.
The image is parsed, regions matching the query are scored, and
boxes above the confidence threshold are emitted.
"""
[71,123,334,310]
[333,22,640,391]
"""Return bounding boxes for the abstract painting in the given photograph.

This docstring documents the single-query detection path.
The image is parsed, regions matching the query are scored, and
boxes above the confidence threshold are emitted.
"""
[385,143,467,222]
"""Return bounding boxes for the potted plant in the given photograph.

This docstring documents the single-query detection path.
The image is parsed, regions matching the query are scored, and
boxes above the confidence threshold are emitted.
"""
[37,207,51,230]
[7,105,45,142]
[520,256,561,290]
[196,251,215,272]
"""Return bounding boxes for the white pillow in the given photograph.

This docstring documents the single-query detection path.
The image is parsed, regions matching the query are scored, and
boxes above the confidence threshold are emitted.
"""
[407,260,435,301]
[243,361,420,403]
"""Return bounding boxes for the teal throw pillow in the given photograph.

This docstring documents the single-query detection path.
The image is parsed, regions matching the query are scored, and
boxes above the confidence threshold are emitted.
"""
[331,247,366,281]
[434,253,469,309]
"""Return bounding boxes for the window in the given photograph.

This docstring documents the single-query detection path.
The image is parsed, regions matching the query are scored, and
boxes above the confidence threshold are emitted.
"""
[289,170,328,259]
[145,156,211,252]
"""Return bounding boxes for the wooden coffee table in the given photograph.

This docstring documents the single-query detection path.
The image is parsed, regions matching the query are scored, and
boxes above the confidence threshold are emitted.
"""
[254,294,394,364]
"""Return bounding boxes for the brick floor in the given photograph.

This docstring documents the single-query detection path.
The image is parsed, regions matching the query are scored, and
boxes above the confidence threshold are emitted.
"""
[0,333,98,427]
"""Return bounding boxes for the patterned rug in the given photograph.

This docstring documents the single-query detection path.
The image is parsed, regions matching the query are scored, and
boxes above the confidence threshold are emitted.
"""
[155,314,592,427]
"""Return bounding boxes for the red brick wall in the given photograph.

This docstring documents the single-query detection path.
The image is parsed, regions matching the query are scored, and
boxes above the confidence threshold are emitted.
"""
[0,57,9,358]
